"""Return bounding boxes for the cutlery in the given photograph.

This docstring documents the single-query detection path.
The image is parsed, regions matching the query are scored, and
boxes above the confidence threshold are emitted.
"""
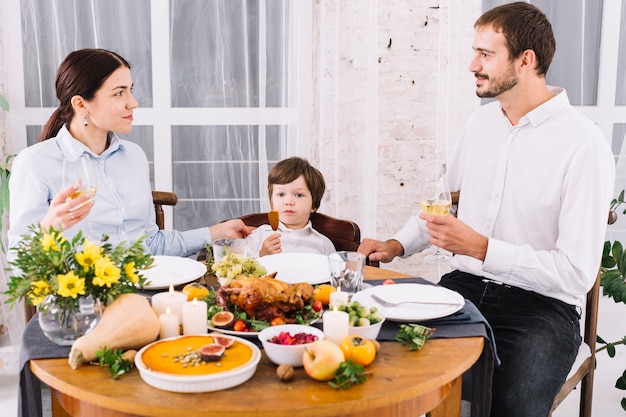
[371,293,459,307]
[268,210,280,231]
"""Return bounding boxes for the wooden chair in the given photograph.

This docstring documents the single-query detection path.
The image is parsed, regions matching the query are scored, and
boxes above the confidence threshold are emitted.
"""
[152,190,178,230]
[23,190,179,323]
[452,191,601,417]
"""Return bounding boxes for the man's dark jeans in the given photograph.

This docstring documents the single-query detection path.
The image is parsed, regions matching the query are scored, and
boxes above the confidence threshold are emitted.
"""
[440,270,581,417]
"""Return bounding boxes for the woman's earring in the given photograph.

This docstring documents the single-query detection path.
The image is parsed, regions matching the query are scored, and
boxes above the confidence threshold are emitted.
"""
[83,114,89,127]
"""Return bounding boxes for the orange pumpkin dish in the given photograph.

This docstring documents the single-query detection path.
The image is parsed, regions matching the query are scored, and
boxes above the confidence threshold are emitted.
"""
[141,335,253,376]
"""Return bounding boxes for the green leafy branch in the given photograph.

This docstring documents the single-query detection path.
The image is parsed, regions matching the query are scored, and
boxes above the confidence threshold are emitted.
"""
[395,324,435,351]
[328,359,369,389]
[597,191,626,411]
[96,346,135,379]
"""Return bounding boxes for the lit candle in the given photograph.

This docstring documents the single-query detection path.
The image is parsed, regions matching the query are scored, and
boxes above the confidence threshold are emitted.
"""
[151,284,187,325]
[159,307,180,339]
[329,287,349,308]
[323,307,349,345]
[182,297,208,335]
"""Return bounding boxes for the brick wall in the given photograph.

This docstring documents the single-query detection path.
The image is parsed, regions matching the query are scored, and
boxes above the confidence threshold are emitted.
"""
[312,0,481,279]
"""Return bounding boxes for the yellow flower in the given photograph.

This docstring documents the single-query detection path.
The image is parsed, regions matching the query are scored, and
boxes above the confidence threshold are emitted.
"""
[28,292,48,306]
[28,281,52,306]
[124,262,139,284]
[31,280,51,295]
[75,240,103,271]
[93,257,121,287]
[57,271,86,298]
[41,233,61,252]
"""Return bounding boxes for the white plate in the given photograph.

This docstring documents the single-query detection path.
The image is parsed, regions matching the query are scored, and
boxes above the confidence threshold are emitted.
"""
[257,253,330,285]
[206,325,260,338]
[135,334,261,393]
[351,283,465,321]
[140,256,207,289]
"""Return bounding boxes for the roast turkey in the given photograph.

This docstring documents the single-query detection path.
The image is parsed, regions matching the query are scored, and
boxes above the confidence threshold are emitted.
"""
[215,275,314,322]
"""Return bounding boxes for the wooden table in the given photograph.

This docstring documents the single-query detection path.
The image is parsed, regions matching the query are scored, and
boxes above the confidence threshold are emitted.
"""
[30,266,485,417]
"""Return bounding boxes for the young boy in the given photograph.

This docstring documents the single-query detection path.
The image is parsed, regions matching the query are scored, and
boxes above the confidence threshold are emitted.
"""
[245,157,335,257]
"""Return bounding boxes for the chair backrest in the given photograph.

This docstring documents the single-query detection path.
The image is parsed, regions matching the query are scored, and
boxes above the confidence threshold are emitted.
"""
[22,190,179,324]
[453,189,602,417]
[237,211,361,252]
[152,191,178,230]
[197,211,375,265]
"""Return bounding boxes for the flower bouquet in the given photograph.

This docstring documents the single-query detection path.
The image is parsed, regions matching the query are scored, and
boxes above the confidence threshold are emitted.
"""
[4,225,154,344]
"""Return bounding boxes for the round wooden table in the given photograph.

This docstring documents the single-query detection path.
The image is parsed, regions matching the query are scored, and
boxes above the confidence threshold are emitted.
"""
[30,267,485,417]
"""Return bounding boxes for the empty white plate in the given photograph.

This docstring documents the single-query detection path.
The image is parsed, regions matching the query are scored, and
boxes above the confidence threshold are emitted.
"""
[257,253,330,285]
[352,283,465,321]
[140,256,207,289]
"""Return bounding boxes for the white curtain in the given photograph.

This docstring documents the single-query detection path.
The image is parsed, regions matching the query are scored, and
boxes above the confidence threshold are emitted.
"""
[1,0,298,358]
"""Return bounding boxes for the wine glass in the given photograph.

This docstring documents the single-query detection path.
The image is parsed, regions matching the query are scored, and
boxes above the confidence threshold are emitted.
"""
[63,154,97,236]
[419,175,452,263]
[63,154,97,201]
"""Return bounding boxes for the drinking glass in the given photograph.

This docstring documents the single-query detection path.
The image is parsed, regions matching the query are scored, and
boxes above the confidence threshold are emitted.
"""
[419,176,452,263]
[328,251,366,298]
[63,154,97,237]
[63,154,97,201]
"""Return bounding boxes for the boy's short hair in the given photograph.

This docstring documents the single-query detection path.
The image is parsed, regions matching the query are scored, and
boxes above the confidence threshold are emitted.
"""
[268,157,326,211]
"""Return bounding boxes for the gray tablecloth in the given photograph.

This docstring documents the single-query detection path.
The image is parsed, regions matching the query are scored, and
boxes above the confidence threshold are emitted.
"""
[19,277,496,417]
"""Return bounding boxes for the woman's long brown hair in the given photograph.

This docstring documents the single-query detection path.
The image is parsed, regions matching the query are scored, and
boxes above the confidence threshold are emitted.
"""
[39,48,130,142]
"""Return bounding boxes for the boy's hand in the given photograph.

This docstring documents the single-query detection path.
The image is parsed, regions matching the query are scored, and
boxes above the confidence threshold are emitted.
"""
[260,233,282,256]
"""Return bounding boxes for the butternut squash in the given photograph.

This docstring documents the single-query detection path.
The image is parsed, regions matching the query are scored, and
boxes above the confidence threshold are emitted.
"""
[68,293,160,369]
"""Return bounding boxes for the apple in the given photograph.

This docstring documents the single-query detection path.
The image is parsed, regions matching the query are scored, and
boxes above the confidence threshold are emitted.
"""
[302,340,345,381]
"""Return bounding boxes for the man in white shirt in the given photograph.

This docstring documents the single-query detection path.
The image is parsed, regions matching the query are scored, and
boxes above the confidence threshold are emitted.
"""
[358,3,615,416]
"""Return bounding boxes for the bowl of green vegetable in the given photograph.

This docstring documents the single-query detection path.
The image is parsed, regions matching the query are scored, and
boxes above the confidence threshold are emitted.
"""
[336,301,385,340]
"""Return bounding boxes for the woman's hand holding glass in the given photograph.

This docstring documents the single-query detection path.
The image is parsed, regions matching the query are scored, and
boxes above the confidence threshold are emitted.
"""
[40,181,94,232]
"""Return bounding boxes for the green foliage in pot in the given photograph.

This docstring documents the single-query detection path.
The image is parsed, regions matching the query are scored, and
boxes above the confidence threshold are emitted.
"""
[597,190,626,411]
[0,93,11,252]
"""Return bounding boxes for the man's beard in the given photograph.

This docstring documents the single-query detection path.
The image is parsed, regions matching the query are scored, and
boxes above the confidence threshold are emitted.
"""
[475,66,518,98]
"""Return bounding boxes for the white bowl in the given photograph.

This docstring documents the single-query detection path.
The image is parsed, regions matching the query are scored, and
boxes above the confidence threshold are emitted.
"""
[258,324,324,367]
[134,335,261,393]
[348,318,385,340]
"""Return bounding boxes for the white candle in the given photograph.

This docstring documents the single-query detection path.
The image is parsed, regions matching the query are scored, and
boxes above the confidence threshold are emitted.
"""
[151,284,187,325]
[323,307,349,345]
[329,287,349,308]
[159,307,180,339]
[182,297,208,335]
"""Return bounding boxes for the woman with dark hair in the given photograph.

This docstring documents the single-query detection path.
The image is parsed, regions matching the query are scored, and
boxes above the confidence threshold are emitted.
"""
[8,48,251,257]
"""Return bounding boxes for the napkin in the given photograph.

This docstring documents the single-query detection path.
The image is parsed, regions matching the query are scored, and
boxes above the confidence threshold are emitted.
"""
[367,277,497,417]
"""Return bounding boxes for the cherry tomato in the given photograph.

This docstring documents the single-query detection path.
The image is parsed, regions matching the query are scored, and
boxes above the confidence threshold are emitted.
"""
[312,299,323,313]
[270,317,286,326]
[382,279,396,285]
[339,335,377,366]
[232,320,248,332]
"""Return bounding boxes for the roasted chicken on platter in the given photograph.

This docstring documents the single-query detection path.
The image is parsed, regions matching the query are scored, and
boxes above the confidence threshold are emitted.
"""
[215,275,314,322]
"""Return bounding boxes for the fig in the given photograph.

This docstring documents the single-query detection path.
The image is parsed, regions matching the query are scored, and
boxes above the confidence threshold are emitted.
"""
[210,332,235,348]
[211,311,235,328]
[199,343,226,362]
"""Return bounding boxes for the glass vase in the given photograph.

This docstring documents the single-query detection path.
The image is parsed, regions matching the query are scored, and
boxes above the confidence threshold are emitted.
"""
[38,295,102,345]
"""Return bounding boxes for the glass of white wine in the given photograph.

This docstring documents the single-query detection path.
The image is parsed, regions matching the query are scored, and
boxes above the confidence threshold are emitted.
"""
[419,176,452,263]
[63,154,97,201]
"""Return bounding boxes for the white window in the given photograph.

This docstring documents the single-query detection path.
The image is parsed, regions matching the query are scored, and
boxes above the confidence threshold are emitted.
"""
[1,0,312,229]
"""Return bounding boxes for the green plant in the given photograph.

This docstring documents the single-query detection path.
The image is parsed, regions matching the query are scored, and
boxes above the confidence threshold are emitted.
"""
[597,190,626,411]
[0,93,12,252]
[4,225,154,316]
[0,94,8,112]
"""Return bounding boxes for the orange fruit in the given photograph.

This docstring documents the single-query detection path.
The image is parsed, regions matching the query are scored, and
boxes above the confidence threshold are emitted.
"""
[182,282,210,301]
[313,284,336,306]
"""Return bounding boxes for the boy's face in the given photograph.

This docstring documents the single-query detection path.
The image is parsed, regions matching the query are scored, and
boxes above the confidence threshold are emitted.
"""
[270,175,315,230]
